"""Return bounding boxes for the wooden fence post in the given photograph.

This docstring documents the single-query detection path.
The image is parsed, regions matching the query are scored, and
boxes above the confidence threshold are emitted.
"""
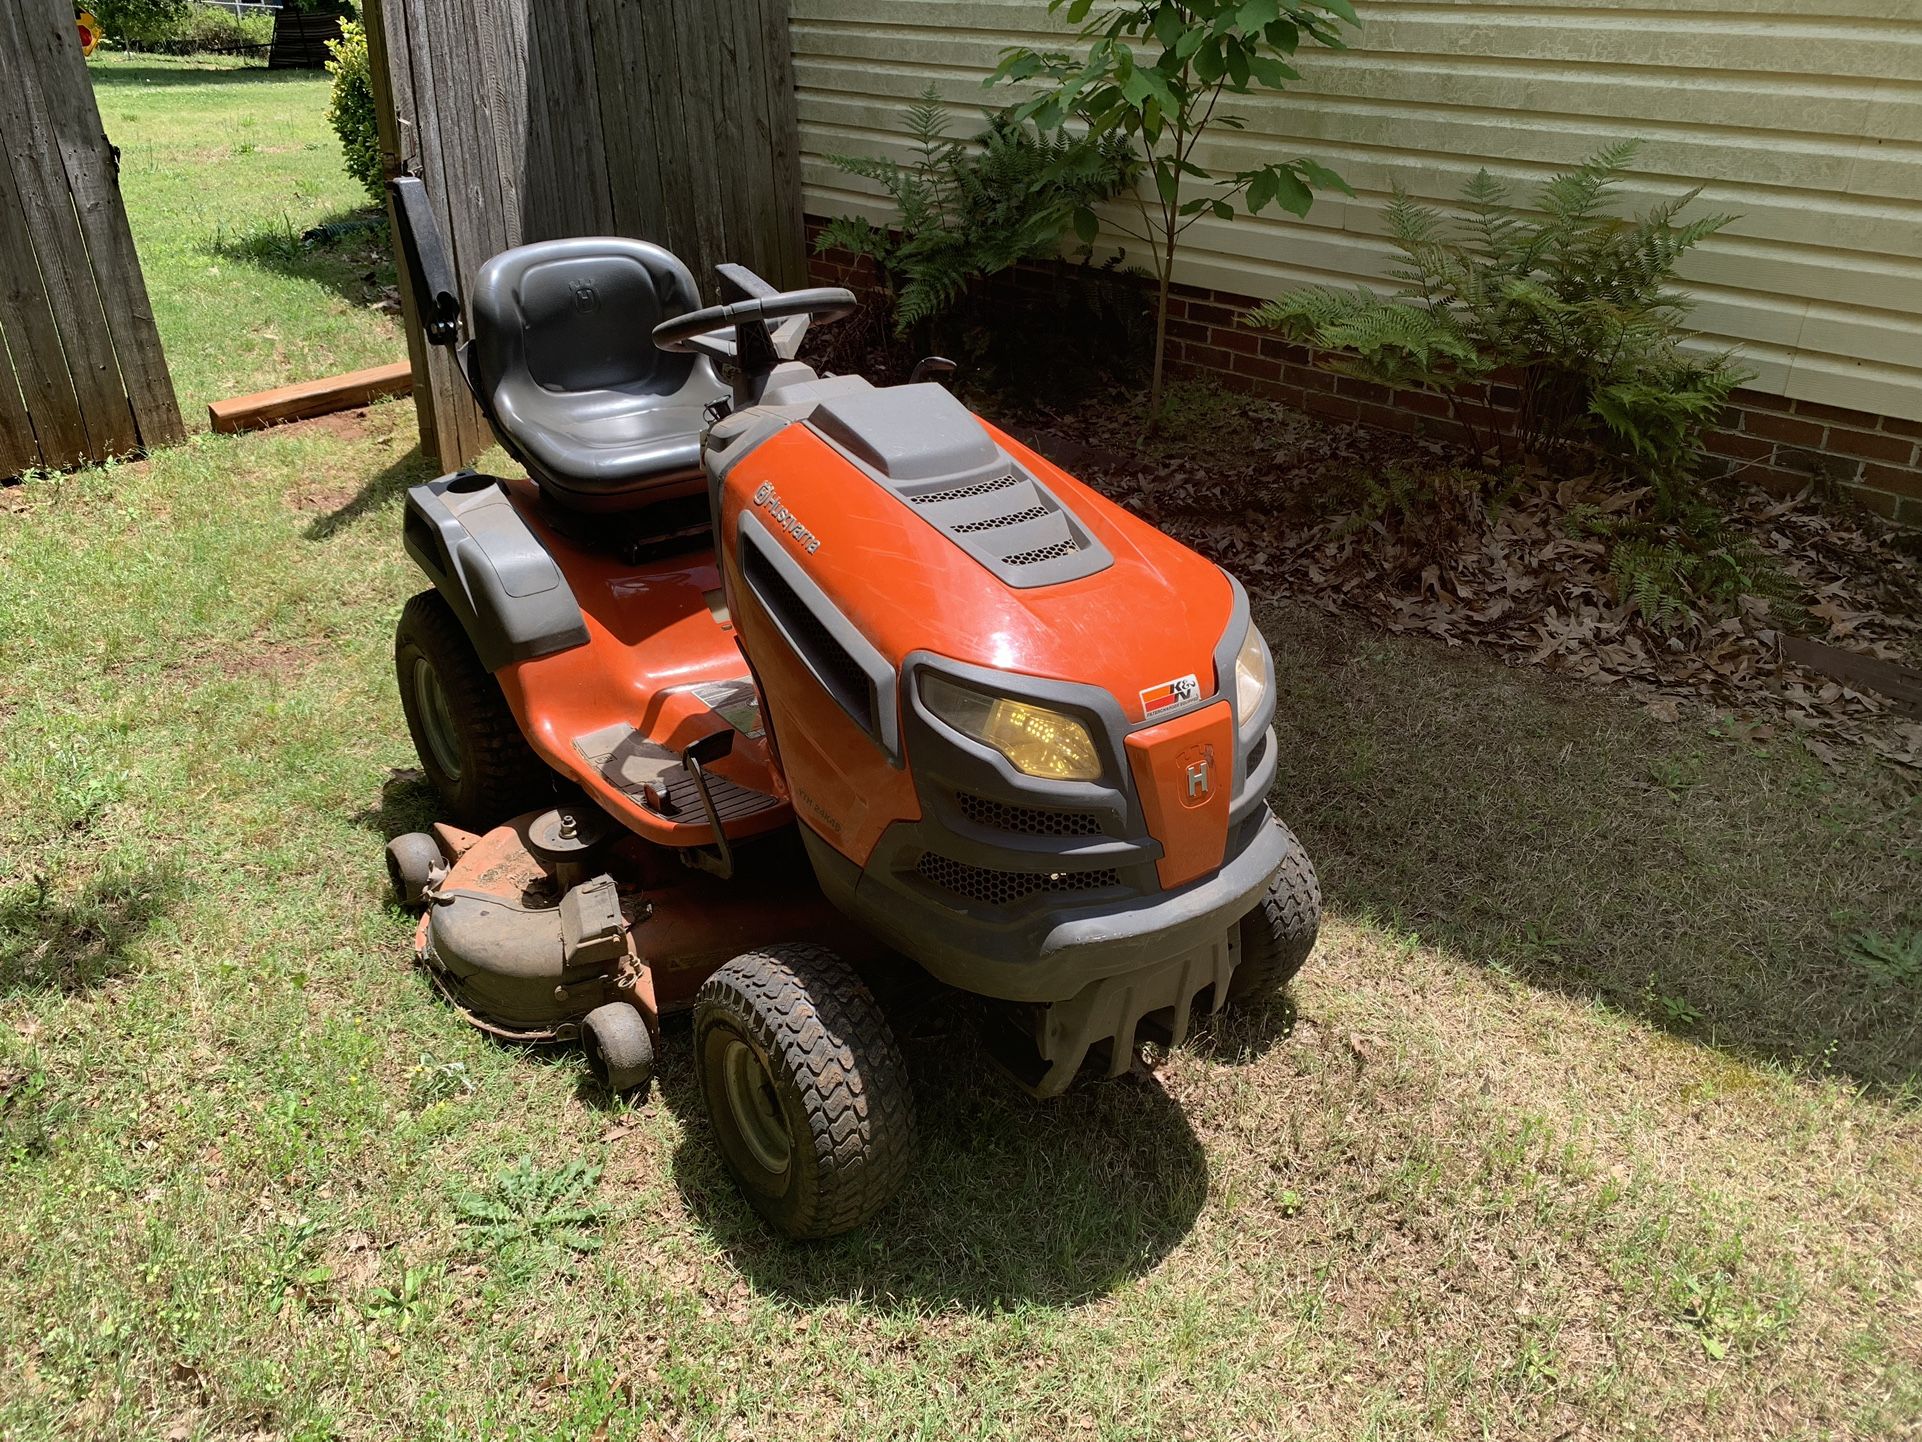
[0,0,182,479]
[365,0,807,472]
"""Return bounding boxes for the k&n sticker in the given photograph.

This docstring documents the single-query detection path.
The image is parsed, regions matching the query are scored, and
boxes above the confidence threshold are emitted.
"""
[1140,673,1200,715]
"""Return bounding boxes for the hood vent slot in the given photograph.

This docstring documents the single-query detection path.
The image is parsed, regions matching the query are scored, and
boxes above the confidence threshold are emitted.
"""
[807,386,1113,589]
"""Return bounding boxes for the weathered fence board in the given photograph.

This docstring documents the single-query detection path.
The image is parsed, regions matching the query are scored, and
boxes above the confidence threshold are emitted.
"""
[365,0,807,472]
[0,0,182,478]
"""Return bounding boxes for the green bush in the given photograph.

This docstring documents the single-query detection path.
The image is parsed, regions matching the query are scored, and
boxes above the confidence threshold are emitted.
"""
[94,1,273,51]
[817,88,1138,336]
[325,17,384,205]
[1247,142,1747,514]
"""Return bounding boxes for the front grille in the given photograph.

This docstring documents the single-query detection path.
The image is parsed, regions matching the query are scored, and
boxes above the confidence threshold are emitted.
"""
[916,852,1119,906]
[957,791,1104,837]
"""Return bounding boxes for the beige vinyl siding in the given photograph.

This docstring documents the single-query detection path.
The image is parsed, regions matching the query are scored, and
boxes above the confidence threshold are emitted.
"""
[791,0,1922,422]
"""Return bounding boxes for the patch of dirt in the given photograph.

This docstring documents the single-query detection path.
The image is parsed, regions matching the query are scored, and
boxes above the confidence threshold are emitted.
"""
[1014,394,1922,772]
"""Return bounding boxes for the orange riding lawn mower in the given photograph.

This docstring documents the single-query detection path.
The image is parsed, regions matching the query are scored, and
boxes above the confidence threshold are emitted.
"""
[379,178,1320,1239]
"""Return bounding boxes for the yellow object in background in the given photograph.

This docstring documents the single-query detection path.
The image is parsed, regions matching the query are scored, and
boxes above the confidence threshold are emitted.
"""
[75,10,100,56]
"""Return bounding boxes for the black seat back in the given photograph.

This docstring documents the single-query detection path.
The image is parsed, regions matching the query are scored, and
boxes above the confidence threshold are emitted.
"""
[470,238,704,400]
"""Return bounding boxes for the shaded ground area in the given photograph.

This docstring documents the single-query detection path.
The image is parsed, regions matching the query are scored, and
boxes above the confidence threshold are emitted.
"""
[0,408,1916,1440]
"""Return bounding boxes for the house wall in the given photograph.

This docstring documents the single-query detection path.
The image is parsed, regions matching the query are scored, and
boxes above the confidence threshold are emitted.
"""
[790,0,1922,520]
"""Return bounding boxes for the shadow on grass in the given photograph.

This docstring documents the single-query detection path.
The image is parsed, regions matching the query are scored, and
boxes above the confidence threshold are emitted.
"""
[658,998,1209,1311]
[209,204,398,321]
[305,443,437,541]
[0,864,181,997]
[1262,601,1922,1097]
[351,767,442,843]
[91,60,284,89]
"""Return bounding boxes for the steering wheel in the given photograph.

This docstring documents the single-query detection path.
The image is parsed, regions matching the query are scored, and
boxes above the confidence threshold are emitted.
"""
[652,286,858,359]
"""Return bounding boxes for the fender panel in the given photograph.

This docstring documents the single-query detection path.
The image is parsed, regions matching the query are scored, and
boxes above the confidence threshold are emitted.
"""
[402,471,589,671]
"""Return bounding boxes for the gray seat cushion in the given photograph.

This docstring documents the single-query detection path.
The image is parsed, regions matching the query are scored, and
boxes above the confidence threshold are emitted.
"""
[470,237,728,511]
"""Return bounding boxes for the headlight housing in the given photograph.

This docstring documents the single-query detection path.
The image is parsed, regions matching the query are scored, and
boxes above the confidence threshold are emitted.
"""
[1234,624,1272,725]
[920,674,1103,782]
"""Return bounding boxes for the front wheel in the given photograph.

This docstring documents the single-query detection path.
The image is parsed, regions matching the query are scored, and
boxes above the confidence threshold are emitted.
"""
[694,945,915,1239]
[1227,824,1321,1004]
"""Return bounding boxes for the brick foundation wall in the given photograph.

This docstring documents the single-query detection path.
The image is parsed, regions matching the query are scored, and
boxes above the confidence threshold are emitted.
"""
[805,221,1922,527]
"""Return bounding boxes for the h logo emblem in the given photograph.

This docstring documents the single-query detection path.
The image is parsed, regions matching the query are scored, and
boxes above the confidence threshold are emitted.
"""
[1176,744,1215,808]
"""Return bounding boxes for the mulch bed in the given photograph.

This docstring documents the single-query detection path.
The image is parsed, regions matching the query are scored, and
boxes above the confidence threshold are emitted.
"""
[996,389,1922,774]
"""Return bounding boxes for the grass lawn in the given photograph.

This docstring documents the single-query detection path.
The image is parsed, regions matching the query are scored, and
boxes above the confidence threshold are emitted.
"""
[2,411,1918,1439]
[2,44,1919,1442]
[92,53,405,422]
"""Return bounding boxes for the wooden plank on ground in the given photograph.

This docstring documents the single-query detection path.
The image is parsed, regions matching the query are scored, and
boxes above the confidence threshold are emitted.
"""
[1780,635,1922,718]
[208,361,415,434]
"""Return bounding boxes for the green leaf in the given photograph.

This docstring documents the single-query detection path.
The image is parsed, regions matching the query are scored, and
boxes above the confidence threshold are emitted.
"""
[1175,24,1207,59]
[1194,40,1226,83]
[1317,0,1360,25]
[1296,157,1354,195]
[1264,18,1300,53]
[1237,0,1280,28]
[1066,0,1095,22]
[1271,167,1315,214]
[1246,167,1277,211]
[1074,206,1100,243]
[1225,39,1251,88]
[1152,4,1184,51]
[1155,164,1181,206]
[1247,54,1300,88]
[1213,198,1235,220]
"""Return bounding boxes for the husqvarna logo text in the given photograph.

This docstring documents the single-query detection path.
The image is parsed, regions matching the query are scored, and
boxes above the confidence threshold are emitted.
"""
[752,481,822,554]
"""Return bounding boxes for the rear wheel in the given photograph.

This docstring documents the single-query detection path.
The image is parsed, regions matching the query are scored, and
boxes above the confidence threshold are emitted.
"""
[1227,824,1321,1004]
[694,945,914,1239]
[395,590,551,828]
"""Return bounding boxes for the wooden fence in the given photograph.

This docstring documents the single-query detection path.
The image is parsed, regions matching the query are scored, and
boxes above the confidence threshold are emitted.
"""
[365,0,808,472]
[0,0,182,479]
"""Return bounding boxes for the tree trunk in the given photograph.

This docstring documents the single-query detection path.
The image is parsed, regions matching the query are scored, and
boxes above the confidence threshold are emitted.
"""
[1147,262,1173,427]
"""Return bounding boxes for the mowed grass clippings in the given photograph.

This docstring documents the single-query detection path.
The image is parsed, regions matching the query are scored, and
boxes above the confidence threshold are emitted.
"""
[90,52,405,420]
[1,410,1918,1440]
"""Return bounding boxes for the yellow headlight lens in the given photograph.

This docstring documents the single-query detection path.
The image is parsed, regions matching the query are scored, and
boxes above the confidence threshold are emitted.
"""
[1234,625,1272,722]
[920,675,1103,781]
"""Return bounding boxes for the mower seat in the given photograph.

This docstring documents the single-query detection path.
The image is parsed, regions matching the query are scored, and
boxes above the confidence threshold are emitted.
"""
[468,237,729,514]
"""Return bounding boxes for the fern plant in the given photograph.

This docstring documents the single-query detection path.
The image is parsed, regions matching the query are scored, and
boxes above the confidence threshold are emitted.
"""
[1248,143,1748,510]
[817,89,1138,335]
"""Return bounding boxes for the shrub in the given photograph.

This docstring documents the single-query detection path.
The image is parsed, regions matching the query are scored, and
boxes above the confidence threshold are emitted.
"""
[1247,142,1748,516]
[816,88,1138,336]
[90,0,188,44]
[325,17,384,205]
[993,0,1359,419]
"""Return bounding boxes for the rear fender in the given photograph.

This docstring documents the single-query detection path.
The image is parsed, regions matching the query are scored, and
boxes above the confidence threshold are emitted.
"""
[402,471,589,672]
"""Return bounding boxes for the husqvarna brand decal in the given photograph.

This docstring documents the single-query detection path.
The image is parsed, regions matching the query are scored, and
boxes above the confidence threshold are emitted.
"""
[1140,673,1200,715]
[752,481,822,554]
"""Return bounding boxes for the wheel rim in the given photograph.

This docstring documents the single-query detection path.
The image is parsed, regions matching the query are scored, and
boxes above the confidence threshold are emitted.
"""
[721,1038,790,1176]
[412,657,462,781]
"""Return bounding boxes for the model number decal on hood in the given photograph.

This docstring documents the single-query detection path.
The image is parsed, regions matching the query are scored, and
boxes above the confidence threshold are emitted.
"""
[1141,673,1200,715]
[752,481,822,554]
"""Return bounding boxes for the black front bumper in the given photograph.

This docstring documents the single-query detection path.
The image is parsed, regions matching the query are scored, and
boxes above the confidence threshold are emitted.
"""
[805,807,1289,1005]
